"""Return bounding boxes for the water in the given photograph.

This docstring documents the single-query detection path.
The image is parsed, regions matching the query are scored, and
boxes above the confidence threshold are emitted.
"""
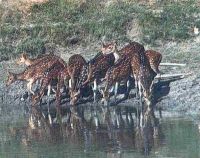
[0,104,200,158]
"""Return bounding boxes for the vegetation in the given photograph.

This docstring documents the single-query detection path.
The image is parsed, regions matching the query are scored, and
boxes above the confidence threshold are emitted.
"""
[0,0,200,61]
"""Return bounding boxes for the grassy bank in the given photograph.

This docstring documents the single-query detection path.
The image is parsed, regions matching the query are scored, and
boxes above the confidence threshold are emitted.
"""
[0,0,200,61]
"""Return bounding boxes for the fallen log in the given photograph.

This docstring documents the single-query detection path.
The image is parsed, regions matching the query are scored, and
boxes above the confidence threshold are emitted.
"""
[160,63,186,66]
[155,73,192,79]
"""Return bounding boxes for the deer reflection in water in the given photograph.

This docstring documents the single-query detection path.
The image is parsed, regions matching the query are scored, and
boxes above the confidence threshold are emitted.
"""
[9,105,164,156]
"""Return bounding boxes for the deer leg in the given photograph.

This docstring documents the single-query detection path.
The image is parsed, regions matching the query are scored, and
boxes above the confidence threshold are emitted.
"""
[55,75,62,124]
[134,75,139,98]
[93,79,98,103]
[47,84,52,125]
[109,86,114,93]
[32,77,51,107]
[114,82,119,104]
[102,81,112,106]
[138,80,144,128]
[124,79,131,99]
[69,79,72,89]
[27,79,35,95]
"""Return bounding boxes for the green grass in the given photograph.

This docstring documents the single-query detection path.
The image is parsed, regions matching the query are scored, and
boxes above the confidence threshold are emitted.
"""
[139,0,200,43]
[0,0,200,60]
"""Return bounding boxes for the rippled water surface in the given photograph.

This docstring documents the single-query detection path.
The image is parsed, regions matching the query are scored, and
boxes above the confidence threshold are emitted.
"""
[0,104,200,158]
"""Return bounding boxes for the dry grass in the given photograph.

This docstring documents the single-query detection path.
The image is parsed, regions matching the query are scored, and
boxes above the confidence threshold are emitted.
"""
[3,0,49,13]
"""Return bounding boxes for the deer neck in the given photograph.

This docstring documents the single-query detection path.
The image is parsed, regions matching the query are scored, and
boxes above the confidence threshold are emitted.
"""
[113,50,121,62]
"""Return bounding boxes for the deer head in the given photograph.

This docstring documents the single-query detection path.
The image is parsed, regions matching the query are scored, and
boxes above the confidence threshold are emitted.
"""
[6,72,17,86]
[141,71,156,106]
[16,53,28,65]
[101,41,117,55]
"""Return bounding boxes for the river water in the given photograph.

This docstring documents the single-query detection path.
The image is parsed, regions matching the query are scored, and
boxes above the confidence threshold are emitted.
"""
[0,103,200,158]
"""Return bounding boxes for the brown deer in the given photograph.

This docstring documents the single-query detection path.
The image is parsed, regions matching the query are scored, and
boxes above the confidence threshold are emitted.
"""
[31,54,86,108]
[6,56,65,95]
[101,41,157,126]
[70,52,115,105]
[101,42,143,103]
[16,53,57,93]
[62,54,87,106]
[67,54,87,93]
[101,55,132,106]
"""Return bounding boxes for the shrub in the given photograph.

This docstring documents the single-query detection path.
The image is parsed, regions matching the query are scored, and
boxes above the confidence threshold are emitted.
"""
[16,37,46,57]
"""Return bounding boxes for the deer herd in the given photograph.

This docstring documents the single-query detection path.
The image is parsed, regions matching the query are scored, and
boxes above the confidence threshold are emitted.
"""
[6,41,162,126]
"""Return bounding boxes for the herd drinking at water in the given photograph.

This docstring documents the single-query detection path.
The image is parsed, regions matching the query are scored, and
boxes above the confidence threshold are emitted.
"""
[6,41,162,127]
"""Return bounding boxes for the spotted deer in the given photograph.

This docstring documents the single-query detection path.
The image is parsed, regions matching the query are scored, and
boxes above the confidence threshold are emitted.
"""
[31,54,85,108]
[101,41,157,125]
[6,56,64,95]
[66,54,87,105]
[101,42,143,103]
[70,52,115,105]
[101,55,132,106]
[119,42,157,105]
[31,57,68,104]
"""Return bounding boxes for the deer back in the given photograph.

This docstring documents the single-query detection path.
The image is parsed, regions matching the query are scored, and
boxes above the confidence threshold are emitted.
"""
[120,41,145,57]
[87,52,115,82]
[19,56,63,81]
[68,54,87,78]
[106,54,132,83]
[145,50,162,74]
